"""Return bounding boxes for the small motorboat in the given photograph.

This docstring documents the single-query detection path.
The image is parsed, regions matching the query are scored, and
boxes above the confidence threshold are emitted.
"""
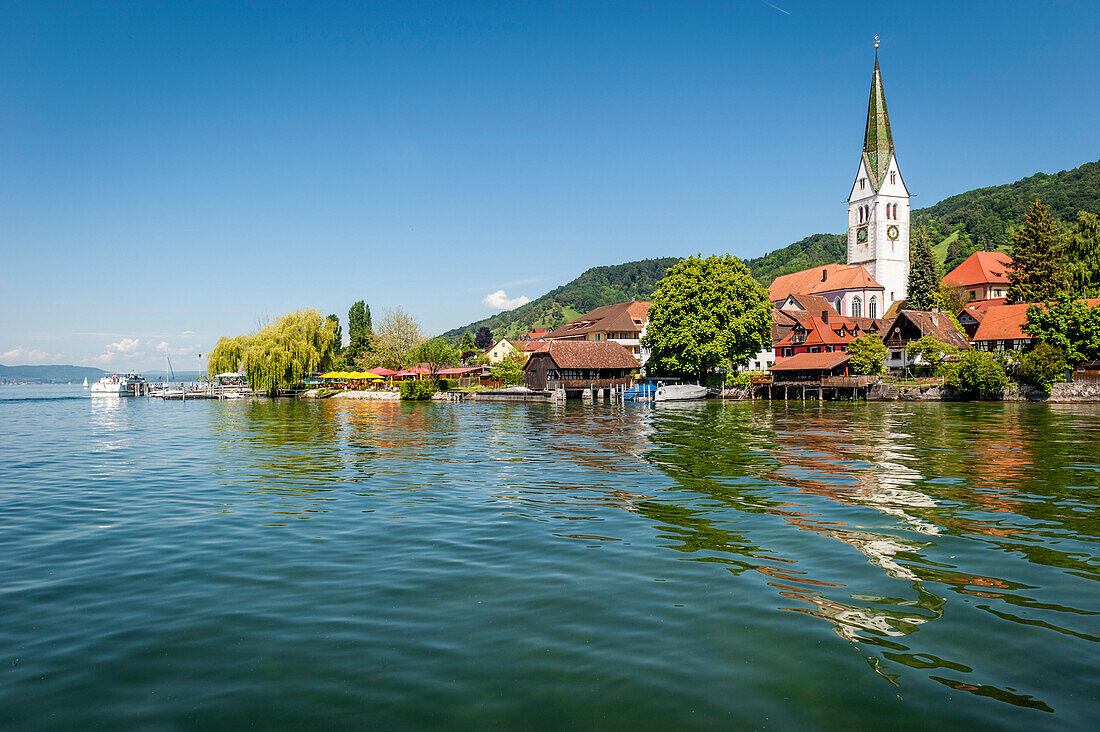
[653,383,708,402]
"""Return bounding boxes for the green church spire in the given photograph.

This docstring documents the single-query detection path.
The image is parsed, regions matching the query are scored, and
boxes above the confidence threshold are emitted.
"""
[862,47,894,190]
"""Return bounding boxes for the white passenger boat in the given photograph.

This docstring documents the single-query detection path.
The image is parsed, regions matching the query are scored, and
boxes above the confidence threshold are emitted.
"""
[90,373,147,396]
[653,383,708,402]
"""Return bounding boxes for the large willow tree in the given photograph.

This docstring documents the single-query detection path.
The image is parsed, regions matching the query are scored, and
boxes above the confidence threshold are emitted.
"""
[207,309,338,392]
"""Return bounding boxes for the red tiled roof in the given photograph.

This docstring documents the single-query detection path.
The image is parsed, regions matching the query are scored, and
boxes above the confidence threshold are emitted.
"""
[972,299,1100,342]
[769,352,850,371]
[773,314,884,349]
[958,298,1007,323]
[971,303,1031,342]
[779,293,840,316]
[523,340,639,370]
[768,264,883,302]
[887,310,971,349]
[545,301,651,339]
[943,251,1013,288]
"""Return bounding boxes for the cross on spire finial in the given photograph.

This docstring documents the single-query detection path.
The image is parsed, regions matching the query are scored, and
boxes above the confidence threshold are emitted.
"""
[874,34,880,50]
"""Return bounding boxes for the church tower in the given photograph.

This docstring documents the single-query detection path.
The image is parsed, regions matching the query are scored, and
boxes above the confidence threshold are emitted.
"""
[847,43,910,311]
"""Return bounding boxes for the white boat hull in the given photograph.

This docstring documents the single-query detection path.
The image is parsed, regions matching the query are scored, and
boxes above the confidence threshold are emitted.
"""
[654,384,708,402]
[90,374,146,396]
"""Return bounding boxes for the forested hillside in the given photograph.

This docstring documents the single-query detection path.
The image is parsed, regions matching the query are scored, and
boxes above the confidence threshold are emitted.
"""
[443,159,1100,341]
[915,160,1100,271]
[441,258,680,341]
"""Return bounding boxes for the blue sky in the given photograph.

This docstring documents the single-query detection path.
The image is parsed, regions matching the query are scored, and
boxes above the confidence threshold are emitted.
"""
[2,0,1098,370]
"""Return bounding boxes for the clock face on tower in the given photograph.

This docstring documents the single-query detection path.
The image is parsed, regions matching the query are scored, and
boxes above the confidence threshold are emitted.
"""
[887,225,899,241]
[856,226,868,243]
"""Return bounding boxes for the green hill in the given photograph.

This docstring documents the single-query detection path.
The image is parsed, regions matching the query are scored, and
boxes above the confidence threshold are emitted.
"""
[0,364,107,383]
[441,258,680,342]
[444,159,1100,341]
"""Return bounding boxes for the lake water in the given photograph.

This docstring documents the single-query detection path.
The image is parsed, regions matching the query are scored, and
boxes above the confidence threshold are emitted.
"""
[2,385,1098,729]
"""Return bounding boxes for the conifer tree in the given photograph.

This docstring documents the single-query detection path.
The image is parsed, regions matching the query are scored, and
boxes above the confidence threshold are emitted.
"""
[1064,211,1100,297]
[1007,200,1066,303]
[906,224,940,311]
[347,301,374,359]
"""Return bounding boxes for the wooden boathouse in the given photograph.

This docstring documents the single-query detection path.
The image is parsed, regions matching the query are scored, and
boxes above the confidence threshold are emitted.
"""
[523,340,639,399]
[763,352,879,400]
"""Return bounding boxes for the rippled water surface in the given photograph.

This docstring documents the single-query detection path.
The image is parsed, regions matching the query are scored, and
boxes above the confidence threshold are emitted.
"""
[2,385,1099,729]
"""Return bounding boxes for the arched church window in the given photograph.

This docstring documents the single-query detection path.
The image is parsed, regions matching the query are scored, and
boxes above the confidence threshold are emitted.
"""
[834,297,841,313]
[851,297,862,318]
[869,297,878,319]
[892,203,898,219]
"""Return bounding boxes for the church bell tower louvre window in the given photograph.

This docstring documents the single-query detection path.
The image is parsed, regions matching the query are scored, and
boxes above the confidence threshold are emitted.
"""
[890,171,896,185]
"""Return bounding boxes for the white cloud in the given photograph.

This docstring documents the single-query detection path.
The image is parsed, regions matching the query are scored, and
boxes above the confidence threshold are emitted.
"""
[482,290,530,310]
[93,337,144,364]
[1,346,60,364]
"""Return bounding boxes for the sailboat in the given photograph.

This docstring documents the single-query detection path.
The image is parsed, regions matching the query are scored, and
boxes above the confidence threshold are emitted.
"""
[82,377,89,388]
[156,353,185,399]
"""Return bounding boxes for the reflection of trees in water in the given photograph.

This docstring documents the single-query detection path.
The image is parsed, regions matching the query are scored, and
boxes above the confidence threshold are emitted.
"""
[209,399,344,522]
[639,401,1098,709]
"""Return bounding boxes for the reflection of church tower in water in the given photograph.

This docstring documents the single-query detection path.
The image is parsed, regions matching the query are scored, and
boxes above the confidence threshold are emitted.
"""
[847,40,910,310]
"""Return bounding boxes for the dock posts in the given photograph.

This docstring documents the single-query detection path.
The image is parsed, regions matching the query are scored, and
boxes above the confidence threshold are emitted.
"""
[596,388,605,400]
[555,387,566,402]
[582,388,593,403]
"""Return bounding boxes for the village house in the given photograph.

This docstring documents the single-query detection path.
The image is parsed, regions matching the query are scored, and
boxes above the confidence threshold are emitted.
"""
[971,299,1100,353]
[956,298,1008,339]
[523,340,639,392]
[544,301,651,361]
[516,328,551,341]
[943,251,1013,302]
[768,352,854,383]
[970,303,1035,353]
[771,308,886,365]
[883,309,971,371]
[484,337,517,364]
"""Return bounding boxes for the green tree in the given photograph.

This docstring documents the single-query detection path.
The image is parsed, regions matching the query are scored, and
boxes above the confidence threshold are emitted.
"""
[207,334,250,376]
[642,255,771,380]
[325,314,342,353]
[361,307,424,370]
[1024,296,1100,364]
[904,335,959,376]
[907,224,940,311]
[944,236,964,272]
[347,300,373,359]
[411,338,459,379]
[847,334,887,376]
[1007,200,1066,303]
[458,331,475,353]
[491,346,527,385]
[208,309,338,392]
[1063,211,1100,297]
[944,351,1007,400]
[475,326,493,349]
[1014,343,1068,396]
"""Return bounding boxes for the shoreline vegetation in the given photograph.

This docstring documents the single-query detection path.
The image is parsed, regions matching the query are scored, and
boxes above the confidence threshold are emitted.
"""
[202,199,1100,404]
